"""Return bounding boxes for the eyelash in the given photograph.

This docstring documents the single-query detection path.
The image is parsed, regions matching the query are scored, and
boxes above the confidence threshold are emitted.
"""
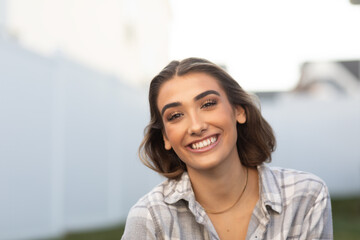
[167,112,183,121]
[166,99,218,122]
[201,99,217,109]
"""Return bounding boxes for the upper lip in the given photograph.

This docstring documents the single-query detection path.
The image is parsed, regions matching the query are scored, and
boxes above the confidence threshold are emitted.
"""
[186,134,218,146]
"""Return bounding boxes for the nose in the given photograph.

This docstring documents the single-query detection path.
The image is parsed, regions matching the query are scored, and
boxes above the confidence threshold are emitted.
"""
[187,111,208,136]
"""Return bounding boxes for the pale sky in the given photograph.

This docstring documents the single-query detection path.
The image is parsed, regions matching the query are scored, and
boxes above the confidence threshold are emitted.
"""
[169,0,360,91]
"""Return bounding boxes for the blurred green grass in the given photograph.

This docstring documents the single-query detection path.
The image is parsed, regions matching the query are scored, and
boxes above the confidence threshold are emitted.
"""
[50,196,359,240]
[56,225,125,240]
[332,197,360,239]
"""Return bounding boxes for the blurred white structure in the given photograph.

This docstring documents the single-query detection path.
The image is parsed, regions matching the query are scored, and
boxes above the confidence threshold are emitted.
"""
[260,61,360,197]
[296,61,360,97]
[0,37,163,239]
[1,1,171,238]
[262,94,360,197]
[4,0,171,86]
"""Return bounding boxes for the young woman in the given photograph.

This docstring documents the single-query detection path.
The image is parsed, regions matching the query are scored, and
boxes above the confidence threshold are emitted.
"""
[121,58,333,240]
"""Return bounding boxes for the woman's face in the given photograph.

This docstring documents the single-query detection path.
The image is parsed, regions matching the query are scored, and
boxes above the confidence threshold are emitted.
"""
[157,72,246,173]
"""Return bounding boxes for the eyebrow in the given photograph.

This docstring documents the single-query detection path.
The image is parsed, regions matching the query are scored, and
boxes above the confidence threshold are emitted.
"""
[161,90,220,116]
[161,102,181,116]
[194,90,220,101]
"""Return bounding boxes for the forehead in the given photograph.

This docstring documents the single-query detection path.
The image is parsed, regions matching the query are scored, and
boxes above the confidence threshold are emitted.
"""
[157,72,225,108]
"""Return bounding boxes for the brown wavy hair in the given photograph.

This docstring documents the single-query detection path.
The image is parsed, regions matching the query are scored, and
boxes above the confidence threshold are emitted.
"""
[139,57,276,179]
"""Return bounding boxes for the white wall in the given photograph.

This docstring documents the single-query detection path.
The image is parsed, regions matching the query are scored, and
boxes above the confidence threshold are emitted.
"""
[0,38,59,239]
[262,94,360,197]
[0,38,163,239]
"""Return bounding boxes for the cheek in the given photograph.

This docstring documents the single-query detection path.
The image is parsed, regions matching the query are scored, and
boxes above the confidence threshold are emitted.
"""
[163,125,180,143]
[216,107,238,125]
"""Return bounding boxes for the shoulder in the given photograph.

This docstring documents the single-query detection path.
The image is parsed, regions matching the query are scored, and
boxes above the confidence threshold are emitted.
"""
[122,175,191,239]
[127,178,172,218]
[129,172,191,212]
[258,167,333,239]
[259,165,330,208]
[121,179,170,239]
[265,165,327,188]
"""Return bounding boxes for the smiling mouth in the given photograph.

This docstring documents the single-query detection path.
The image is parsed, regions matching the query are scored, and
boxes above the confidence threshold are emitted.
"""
[190,135,218,150]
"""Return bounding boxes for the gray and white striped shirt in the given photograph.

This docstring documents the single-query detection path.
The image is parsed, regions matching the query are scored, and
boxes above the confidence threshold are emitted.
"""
[122,164,333,239]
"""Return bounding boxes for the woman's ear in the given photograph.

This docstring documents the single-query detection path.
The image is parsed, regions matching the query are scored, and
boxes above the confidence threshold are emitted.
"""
[163,133,172,150]
[235,105,246,124]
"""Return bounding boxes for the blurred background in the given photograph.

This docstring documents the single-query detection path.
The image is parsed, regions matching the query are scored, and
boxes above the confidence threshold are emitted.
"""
[0,0,359,239]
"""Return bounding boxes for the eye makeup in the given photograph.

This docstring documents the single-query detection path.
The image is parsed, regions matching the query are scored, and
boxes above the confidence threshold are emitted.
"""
[201,99,218,109]
[167,112,183,121]
[161,90,220,116]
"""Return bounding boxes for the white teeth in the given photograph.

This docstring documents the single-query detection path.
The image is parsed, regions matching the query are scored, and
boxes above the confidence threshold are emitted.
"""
[191,136,217,149]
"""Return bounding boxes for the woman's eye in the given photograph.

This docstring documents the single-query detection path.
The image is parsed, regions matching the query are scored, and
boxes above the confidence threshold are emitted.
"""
[201,99,217,109]
[167,112,183,121]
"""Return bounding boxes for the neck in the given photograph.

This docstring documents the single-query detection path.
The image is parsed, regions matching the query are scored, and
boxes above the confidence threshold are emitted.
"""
[188,156,247,213]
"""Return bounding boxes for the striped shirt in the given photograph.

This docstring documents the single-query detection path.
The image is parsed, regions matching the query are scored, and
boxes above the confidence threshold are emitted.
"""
[122,164,333,239]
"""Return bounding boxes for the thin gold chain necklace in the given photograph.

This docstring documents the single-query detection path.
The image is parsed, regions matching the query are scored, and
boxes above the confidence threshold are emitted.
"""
[205,167,249,215]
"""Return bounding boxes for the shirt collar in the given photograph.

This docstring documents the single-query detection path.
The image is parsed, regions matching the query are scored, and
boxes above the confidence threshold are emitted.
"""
[163,172,209,224]
[163,172,196,205]
[163,164,284,214]
[258,164,283,214]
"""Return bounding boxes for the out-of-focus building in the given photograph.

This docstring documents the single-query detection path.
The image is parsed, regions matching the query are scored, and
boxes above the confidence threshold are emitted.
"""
[256,59,360,198]
[295,61,360,98]
[3,0,171,86]
[0,1,170,239]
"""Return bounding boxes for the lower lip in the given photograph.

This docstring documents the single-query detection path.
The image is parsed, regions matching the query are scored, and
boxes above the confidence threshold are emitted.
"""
[186,135,220,153]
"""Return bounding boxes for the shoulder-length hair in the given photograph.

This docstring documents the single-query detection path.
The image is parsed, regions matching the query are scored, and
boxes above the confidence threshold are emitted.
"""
[139,57,276,179]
